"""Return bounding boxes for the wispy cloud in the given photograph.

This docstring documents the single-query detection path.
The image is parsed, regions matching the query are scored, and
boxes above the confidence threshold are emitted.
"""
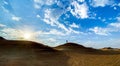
[36,29,66,36]
[89,27,110,36]
[37,28,81,36]
[43,9,56,26]
[0,24,6,28]
[90,0,114,7]
[1,28,22,39]
[110,22,120,28]
[36,14,41,18]
[43,9,80,35]
[89,16,120,35]
[78,0,85,2]
[12,16,21,21]
[70,23,79,28]
[33,0,43,9]
[33,0,55,9]
[48,38,56,42]
[3,1,8,5]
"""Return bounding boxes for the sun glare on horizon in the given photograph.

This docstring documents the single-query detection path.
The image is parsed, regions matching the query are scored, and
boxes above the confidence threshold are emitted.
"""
[23,33,32,40]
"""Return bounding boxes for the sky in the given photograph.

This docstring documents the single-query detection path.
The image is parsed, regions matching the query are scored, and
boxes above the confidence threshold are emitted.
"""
[0,0,120,48]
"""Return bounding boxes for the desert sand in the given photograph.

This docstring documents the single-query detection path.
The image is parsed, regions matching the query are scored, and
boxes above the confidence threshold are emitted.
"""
[0,37,120,66]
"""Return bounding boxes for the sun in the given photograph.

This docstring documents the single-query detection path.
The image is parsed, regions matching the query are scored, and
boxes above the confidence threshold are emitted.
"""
[23,33,32,40]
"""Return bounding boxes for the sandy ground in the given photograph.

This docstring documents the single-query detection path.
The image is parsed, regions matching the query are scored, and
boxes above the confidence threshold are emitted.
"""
[0,40,120,66]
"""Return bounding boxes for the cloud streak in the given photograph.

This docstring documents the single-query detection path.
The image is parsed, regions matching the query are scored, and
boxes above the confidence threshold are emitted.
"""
[89,16,120,35]
[90,0,114,7]
[12,16,21,21]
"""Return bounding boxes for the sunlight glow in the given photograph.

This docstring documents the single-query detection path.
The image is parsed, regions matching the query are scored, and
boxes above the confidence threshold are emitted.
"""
[23,33,32,40]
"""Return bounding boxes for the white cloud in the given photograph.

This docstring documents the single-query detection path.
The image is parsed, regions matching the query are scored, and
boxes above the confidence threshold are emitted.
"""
[78,0,84,2]
[56,0,71,9]
[34,4,41,9]
[34,0,43,3]
[1,6,9,13]
[110,23,120,28]
[3,1,8,5]
[12,16,21,21]
[0,24,6,28]
[43,9,80,34]
[89,16,120,35]
[34,0,55,5]
[68,28,80,34]
[90,0,114,7]
[102,18,106,22]
[33,0,55,9]
[48,38,56,42]
[37,28,81,36]
[36,14,41,18]
[89,27,109,36]
[1,28,21,39]
[118,3,120,7]
[33,0,44,9]
[89,24,120,36]
[56,22,69,32]
[70,23,79,28]
[43,9,56,26]
[98,17,101,20]
[45,0,55,5]
[113,7,117,10]
[46,29,66,36]
[70,1,89,19]
[117,17,120,21]
[36,29,65,36]
[109,17,120,28]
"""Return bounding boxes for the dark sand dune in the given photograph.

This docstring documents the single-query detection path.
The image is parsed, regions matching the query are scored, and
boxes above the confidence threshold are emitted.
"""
[0,38,69,66]
[0,37,5,40]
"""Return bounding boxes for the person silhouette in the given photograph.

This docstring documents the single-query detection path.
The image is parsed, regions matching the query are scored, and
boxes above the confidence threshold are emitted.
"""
[66,40,68,43]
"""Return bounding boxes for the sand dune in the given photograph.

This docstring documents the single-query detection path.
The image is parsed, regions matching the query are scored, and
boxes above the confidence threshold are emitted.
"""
[0,37,120,66]
[54,42,96,52]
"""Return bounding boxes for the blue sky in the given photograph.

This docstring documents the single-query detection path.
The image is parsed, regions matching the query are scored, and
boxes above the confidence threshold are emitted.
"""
[0,0,120,48]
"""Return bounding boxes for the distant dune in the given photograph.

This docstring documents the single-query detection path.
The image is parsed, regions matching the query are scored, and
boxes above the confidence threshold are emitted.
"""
[0,37,120,66]
[55,42,86,49]
[54,42,99,53]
